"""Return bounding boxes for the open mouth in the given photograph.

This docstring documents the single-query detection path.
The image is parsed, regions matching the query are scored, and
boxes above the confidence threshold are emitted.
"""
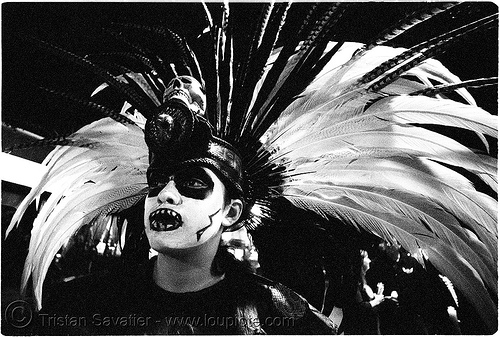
[149,208,183,232]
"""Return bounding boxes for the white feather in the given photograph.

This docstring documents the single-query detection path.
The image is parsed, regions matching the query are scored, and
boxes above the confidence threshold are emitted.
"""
[9,116,149,309]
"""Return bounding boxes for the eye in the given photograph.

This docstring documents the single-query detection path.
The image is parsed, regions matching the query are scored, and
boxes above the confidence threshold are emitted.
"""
[174,167,215,199]
[147,170,170,196]
[148,185,161,197]
[147,182,167,197]
[182,178,208,189]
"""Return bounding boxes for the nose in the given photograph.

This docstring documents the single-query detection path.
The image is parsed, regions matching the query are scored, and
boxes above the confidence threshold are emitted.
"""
[172,78,183,89]
[157,180,182,205]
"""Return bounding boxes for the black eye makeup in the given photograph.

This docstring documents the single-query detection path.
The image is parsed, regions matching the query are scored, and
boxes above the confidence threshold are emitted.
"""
[147,166,215,200]
[175,167,214,199]
[146,170,169,197]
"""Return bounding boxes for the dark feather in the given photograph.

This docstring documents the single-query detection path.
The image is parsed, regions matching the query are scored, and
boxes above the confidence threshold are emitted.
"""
[39,86,137,125]
[30,36,158,117]
[366,3,459,48]
[410,77,498,97]
[358,14,498,91]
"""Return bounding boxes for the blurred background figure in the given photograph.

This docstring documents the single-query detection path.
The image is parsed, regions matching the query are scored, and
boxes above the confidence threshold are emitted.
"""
[366,242,462,334]
[365,243,400,334]
[222,227,260,273]
[340,249,387,334]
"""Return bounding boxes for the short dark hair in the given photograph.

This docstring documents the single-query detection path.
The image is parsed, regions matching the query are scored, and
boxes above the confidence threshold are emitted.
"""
[217,172,248,231]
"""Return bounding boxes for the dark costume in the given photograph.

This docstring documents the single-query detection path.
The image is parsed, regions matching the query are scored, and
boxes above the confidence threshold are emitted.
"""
[340,283,381,335]
[37,256,336,335]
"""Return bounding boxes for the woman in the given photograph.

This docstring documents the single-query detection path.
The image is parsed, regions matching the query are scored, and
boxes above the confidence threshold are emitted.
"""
[341,250,385,334]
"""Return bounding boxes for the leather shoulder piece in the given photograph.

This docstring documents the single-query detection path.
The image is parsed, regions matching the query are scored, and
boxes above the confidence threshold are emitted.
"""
[240,272,307,318]
[268,282,308,319]
[258,274,338,333]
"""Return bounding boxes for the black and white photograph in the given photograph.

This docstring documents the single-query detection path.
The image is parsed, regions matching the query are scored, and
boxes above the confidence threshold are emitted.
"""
[2,2,498,335]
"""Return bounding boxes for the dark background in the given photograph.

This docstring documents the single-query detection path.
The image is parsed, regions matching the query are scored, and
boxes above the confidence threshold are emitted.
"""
[2,2,498,139]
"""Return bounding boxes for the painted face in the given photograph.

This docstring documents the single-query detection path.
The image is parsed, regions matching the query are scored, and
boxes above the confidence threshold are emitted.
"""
[362,252,371,272]
[144,166,229,251]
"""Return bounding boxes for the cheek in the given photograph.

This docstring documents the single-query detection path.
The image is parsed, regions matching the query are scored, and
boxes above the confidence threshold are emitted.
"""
[194,196,221,217]
[183,198,223,235]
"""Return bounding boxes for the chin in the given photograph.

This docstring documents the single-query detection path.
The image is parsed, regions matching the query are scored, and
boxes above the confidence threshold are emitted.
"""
[146,229,190,251]
[145,225,222,254]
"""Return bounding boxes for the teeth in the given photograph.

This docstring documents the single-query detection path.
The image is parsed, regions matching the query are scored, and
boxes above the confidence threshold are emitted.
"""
[167,90,190,103]
[149,208,182,232]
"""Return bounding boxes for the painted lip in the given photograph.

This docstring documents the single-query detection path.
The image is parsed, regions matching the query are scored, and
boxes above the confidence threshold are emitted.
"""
[149,208,183,232]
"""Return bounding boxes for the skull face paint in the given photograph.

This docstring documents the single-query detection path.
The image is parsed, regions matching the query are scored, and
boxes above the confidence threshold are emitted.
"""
[148,166,215,200]
[163,76,206,115]
[144,166,228,250]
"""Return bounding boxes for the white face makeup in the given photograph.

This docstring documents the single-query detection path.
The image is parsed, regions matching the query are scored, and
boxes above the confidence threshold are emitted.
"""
[144,166,231,251]
[362,253,371,272]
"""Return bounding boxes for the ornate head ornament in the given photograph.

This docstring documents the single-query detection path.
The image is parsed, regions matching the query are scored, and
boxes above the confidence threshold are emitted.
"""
[145,75,244,202]
[163,75,206,115]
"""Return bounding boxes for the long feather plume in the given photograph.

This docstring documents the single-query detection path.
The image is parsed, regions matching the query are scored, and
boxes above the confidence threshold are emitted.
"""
[30,37,158,118]
[8,110,149,309]
[258,34,497,329]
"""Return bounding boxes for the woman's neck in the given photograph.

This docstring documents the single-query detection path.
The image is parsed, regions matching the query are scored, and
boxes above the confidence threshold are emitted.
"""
[153,235,224,293]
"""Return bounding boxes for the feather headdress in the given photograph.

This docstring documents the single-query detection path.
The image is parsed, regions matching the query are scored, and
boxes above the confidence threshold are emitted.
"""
[5,2,498,332]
